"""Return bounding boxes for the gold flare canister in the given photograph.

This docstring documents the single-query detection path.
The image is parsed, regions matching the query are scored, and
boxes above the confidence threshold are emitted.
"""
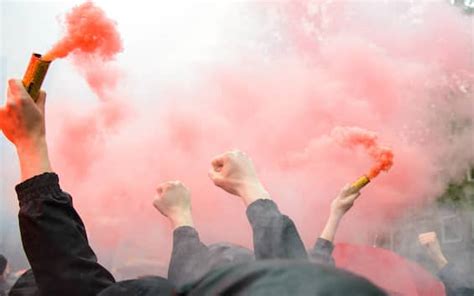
[22,53,51,101]
[350,175,370,193]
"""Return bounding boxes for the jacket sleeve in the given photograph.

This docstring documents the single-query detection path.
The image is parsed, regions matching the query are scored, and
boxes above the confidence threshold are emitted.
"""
[246,199,307,260]
[438,263,473,296]
[16,173,115,296]
[310,238,335,266]
[168,226,212,288]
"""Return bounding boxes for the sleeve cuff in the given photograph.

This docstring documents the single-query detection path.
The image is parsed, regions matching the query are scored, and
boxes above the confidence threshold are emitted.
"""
[246,199,279,222]
[437,262,455,280]
[15,172,61,202]
[173,226,199,240]
[314,238,334,255]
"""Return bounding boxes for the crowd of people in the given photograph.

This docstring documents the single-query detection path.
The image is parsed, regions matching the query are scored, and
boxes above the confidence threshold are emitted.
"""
[0,79,472,295]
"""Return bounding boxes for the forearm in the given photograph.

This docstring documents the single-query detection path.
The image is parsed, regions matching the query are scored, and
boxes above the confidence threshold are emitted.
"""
[238,182,271,207]
[16,173,114,295]
[247,199,307,260]
[438,263,473,296]
[433,255,448,271]
[169,226,211,287]
[311,238,335,266]
[319,213,342,242]
[16,136,52,181]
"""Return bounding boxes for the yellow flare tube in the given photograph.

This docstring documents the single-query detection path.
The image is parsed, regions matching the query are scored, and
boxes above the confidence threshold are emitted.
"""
[350,175,370,193]
[22,53,51,101]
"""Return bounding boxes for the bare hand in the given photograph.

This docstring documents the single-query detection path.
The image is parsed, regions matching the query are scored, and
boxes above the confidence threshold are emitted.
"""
[330,184,361,219]
[0,79,46,147]
[153,181,193,229]
[208,150,270,206]
[0,79,51,181]
[418,232,448,270]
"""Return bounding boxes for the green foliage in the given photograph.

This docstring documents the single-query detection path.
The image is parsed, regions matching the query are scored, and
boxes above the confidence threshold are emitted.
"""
[438,178,474,209]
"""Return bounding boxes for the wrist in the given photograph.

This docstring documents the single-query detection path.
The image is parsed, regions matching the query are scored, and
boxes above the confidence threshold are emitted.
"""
[320,214,341,242]
[238,181,271,206]
[169,212,194,230]
[329,211,344,222]
[432,254,448,270]
[15,136,52,181]
[16,135,47,155]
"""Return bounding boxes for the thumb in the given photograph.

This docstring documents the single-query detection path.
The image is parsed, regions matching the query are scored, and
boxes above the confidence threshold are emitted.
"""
[208,169,225,186]
[9,79,30,103]
[340,183,353,197]
[36,91,47,114]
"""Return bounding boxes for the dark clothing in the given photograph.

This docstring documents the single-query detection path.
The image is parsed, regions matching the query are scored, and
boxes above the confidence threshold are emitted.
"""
[309,238,336,266]
[168,227,254,288]
[8,269,38,296]
[16,173,385,296]
[182,260,386,296]
[169,204,335,288]
[168,227,214,288]
[99,277,174,296]
[246,199,308,260]
[169,198,308,288]
[438,263,474,296]
[16,173,115,296]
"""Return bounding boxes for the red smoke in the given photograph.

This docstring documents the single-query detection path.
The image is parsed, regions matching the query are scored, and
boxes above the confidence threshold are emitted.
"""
[42,1,127,178]
[43,1,122,61]
[331,126,394,179]
[26,0,472,277]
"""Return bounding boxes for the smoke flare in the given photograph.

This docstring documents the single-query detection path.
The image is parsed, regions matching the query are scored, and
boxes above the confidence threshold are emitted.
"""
[331,126,394,179]
[43,1,122,61]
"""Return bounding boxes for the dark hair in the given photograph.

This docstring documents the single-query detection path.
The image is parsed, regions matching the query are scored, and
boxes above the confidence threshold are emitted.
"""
[0,255,7,275]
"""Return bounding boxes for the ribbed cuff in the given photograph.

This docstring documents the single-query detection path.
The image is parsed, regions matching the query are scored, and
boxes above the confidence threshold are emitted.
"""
[173,226,199,240]
[15,172,61,203]
[246,199,279,224]
[314,238,334,255]
[438,262,455,282]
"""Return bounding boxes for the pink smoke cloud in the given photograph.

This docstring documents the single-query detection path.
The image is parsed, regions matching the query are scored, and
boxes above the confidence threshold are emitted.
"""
[35,0,473,274]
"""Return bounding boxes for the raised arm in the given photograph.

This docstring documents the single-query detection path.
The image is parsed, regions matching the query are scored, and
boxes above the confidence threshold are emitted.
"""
[0,79,115,295]
[0,79,52,180]
[153,181,211,287]
[419,232,473,296]
[208,150,307,260]
[311,184,360,265]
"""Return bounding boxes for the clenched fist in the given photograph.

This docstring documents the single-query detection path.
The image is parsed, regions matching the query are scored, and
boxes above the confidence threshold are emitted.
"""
[330,184,361,219]
[418,232,448,270]
[208,150,270,206]
[153,181,193,229]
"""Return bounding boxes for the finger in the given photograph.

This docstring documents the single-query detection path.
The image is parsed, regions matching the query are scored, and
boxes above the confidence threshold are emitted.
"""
[152,193,161,205]
[6,83,16,106]
[211,154,227,170]
[36,91,47,114]
[419,233,429,239]
[346,192,361,203]
[8,79,31,103]
[231,149,244,156]
[340,183,353,196]
[208,169,224,186]
[156,183,167,195]
[419,232,436,241]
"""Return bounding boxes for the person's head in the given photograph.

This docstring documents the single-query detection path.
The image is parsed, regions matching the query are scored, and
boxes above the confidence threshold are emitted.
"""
[0,255,8,278]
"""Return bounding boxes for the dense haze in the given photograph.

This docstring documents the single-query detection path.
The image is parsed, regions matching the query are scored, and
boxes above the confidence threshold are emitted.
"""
[1,0,473,280]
